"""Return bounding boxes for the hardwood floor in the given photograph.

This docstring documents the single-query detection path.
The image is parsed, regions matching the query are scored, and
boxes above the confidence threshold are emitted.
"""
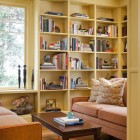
[42,127,119,140]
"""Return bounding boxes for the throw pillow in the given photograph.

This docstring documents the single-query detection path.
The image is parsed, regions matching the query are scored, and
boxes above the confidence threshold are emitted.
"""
[96,78,125,106]
[109,77,127,83]
[109,78,127,106]
[88,79,100,102]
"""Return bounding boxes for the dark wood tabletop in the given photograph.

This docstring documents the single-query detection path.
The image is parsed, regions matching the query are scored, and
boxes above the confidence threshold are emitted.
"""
[32,112,101,140]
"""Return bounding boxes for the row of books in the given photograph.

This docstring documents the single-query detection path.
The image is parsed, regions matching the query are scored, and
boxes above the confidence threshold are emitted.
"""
[96,39,112,52]
[69,57,82,70]
[122,26,127,36]
[40,17,55,32]
[40,76,68,90]
[70,37,94,51]
[69,57,92,70]
[40,37,67,50]
[71,23,94,35]
[52,53,68,70]
[54,116,84,126]
[40,53,68,70]
[97,25,118,37]
[70,78,88,89]
[96,57,118,69]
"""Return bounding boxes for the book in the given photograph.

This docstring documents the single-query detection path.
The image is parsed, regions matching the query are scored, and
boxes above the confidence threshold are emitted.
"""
[54,120,84,126]
[45,11,63,16]
[54,117,81,123]
[53,117,84,126]
[102,65,114,69]
[97,17,114,21]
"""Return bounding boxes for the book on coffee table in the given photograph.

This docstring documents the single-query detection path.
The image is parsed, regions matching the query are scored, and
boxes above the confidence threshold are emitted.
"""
[53,117,84,126]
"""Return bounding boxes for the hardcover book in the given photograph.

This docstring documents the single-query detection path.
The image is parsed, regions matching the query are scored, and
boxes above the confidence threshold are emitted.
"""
[53,117,84,126]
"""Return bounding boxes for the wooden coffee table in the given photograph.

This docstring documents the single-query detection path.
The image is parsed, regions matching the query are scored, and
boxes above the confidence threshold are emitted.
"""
[32,112,101,140]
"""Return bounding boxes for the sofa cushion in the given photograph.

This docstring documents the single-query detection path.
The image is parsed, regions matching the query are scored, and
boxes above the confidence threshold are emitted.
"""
[88,79,100,102]
[0,115,27,126]
[98,107,127,126]
[96,78,125,106]
[0,106,16,116]
[72,102,121,117]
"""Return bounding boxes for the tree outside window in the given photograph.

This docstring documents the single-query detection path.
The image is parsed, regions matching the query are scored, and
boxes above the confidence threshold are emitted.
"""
[0,6,25,87]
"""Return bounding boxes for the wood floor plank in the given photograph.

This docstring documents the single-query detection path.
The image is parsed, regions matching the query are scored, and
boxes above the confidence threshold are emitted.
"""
[42,127,119,140]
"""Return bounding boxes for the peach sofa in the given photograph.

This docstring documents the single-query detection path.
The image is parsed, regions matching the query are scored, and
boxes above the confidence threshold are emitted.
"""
[0,106,42,140]
[71,80,127,140]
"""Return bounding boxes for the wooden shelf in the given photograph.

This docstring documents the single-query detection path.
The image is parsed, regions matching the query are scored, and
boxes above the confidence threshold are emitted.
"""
[40,14,68,19]
[40,69,68,72]
[121,20,127,23]
[70,51,94,54]
[121,69,127,71]
[70,34,94,37]
[40,32,67,36]
[96,69,118,72]
[40,50,67,52]
[121,36,127,38]
[96,20,118,24]
[70,87,91,91]
[40,89,68,92]
[70,69,94,72]
[121,52,127,54]
[0,89,38,94]
[96,36,118,39]
[96,52,118,54]
[70,17,94,21]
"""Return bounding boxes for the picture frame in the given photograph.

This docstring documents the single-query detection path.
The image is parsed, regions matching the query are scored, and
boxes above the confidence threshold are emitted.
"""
[46,99,56,108]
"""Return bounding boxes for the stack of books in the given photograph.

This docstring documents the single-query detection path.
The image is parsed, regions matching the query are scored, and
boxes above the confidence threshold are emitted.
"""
[40,62,56,69]
[74,83,88,89]
[53,117,84,126]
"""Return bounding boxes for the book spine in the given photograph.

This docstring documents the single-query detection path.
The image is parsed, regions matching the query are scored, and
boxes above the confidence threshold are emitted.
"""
[96,57,99,69]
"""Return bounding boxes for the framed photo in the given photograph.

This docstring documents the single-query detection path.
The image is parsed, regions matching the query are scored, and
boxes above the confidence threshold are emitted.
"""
[46,99,56,108]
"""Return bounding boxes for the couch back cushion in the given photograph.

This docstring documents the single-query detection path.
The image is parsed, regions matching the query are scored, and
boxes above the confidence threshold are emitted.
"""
[0,106,16,116]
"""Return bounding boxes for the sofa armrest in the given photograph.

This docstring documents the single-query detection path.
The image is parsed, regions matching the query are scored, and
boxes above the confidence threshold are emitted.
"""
[0,122,42,140]
[71,96,89,110]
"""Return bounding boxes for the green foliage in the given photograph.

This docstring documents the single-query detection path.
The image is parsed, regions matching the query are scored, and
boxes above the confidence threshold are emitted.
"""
[0,6,24,87]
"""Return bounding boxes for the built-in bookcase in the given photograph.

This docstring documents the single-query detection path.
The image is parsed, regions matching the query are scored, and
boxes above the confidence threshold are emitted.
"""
[33,0,128,112]
[38,0,69,111]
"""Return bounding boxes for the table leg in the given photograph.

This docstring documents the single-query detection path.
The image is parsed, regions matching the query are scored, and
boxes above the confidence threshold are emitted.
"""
[94,129,101,140]
[32,116,34,122]
[62,136,69,140]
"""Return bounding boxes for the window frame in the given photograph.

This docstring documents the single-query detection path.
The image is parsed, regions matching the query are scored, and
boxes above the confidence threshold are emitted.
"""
[0,0,34,90]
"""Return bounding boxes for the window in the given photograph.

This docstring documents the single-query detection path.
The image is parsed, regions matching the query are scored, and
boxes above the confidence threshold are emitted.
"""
[0,5,25,88]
